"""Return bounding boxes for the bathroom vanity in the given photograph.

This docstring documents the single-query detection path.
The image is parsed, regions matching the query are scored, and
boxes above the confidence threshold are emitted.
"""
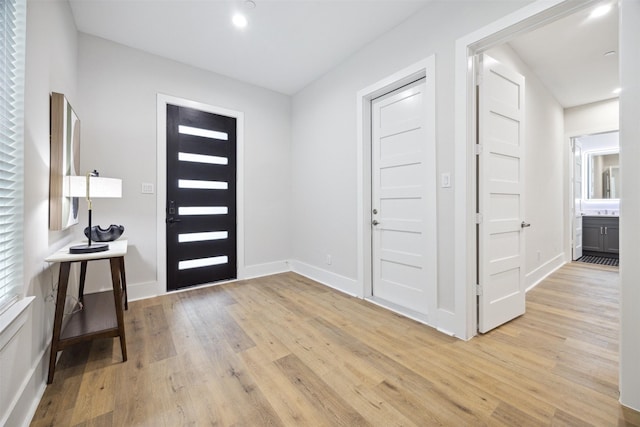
[582,215,619,257]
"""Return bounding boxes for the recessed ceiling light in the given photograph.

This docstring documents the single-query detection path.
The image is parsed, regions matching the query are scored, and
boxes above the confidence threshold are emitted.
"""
[244,0,256,9]
[604,50,616,57]
[232,13,248,29]
[613,87,621,94]
[590,4,612,19]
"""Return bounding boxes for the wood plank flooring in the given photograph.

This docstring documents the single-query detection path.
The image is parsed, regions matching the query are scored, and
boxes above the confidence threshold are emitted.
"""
[31,262,640,426]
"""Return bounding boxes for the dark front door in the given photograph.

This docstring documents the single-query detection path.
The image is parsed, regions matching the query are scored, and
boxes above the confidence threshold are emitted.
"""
[166,104,237,291]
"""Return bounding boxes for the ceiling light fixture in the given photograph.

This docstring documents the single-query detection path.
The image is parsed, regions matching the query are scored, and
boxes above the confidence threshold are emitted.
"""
[604,50,616,57]
[244,0,256,9]
[232,13,248,29]
[613,87,621,95]
[590,3,612,19]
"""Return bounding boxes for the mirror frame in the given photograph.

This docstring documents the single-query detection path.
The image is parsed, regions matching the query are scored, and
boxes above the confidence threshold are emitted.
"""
[49,92,81,230]
[584,148,620,201]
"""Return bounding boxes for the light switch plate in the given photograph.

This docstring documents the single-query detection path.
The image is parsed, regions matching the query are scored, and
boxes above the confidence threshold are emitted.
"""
[441,172,451,188]
[141,183,155,194]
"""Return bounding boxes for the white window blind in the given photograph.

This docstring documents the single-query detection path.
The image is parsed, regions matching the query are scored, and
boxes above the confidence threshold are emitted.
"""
[0,0,25,315]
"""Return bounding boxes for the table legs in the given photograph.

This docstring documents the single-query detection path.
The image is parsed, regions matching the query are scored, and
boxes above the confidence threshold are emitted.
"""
[110,256,128,361]
[47,257,128,384]
[47,262,71,384]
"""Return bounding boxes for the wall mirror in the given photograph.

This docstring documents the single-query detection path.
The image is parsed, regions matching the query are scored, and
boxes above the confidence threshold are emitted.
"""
[586,151,619,199]
[577,130,620,201]
[49,92,81,230]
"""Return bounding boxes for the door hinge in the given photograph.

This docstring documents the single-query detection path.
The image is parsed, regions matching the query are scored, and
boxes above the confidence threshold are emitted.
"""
[474,144,483,155]
[475,213,483,224]
[476,284,483,296]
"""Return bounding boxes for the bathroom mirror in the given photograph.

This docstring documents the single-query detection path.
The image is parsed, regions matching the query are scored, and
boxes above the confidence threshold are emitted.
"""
[577,130,620,200]
[585,150,619,199]
[49,92,81,230]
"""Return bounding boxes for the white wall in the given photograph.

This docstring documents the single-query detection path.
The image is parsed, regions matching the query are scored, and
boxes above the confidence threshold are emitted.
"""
[565,98,619,135]
[485,44,565,288]
[4,1,80,425]
[619,0,640,412]
[76,34,292,296]
[290,0,529,328]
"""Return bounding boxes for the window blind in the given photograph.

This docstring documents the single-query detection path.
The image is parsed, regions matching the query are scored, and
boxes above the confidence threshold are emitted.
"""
[0,0,25,315]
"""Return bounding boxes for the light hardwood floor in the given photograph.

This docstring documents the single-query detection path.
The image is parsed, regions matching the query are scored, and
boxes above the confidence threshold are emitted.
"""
[31,262,640,426]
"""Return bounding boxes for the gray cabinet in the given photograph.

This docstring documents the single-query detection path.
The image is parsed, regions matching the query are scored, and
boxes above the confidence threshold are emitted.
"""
[582,216,619,256]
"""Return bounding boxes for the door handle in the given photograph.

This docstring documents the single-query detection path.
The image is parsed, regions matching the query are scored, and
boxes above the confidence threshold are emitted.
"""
[166,217,182,224]
[521,221,531,228]
[372,220,379,226]
[600,227,603,235]
[604,227,608,235]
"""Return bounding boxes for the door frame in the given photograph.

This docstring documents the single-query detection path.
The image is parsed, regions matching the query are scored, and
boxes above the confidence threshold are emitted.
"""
[568,127,619,262]
[570,136,582,261]
[156,94,245,293]
[356,56,438,326]
[454,0,599,339]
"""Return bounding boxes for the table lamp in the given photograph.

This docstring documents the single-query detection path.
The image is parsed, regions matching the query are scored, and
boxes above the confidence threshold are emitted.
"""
[66,170,122,254]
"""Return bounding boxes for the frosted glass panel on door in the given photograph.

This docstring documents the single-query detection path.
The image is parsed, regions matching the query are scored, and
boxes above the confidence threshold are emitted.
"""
[178,125,228,141]
[178,231,228,243]
[179,206,228,215]
[178,179,228,190]
[179,152,228,165]
[178,256,229,270]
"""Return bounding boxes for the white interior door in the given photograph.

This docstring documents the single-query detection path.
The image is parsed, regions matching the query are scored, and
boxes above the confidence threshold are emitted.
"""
[371,79,432,317]
[573,139,583,260]
[478,55,526,334]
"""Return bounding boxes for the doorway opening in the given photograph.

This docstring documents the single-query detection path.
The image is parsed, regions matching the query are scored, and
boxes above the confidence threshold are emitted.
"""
[455,0,614,339]
[571,130,620,266]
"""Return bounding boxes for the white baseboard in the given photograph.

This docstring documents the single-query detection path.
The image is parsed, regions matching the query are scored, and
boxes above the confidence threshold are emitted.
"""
[95,260,293,302]
[289,260,359,296]
[13,345,48,427]
[436,308,460,338]
[126,280,161,302]
[526,252,566,292]
[0,297,49,427]
[240,260,290,280]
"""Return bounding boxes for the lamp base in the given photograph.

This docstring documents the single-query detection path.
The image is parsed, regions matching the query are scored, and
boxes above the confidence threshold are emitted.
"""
[69,242,109,254]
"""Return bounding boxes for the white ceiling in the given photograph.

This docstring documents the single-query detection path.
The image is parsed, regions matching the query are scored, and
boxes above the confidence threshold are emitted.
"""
[507,2,619,108]
[69,0,619,104]
[69,0,430,95]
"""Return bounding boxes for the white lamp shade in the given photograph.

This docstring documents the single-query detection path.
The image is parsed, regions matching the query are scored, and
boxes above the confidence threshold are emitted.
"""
[66,176,122,198]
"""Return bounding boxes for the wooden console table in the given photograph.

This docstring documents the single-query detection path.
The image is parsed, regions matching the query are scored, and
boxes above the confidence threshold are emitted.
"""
[45,239,128,384]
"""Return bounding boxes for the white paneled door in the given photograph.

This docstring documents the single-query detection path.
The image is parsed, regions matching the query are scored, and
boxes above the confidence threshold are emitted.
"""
[573,139,583,260]
[478,55,527,333]
[371,79,433,317]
